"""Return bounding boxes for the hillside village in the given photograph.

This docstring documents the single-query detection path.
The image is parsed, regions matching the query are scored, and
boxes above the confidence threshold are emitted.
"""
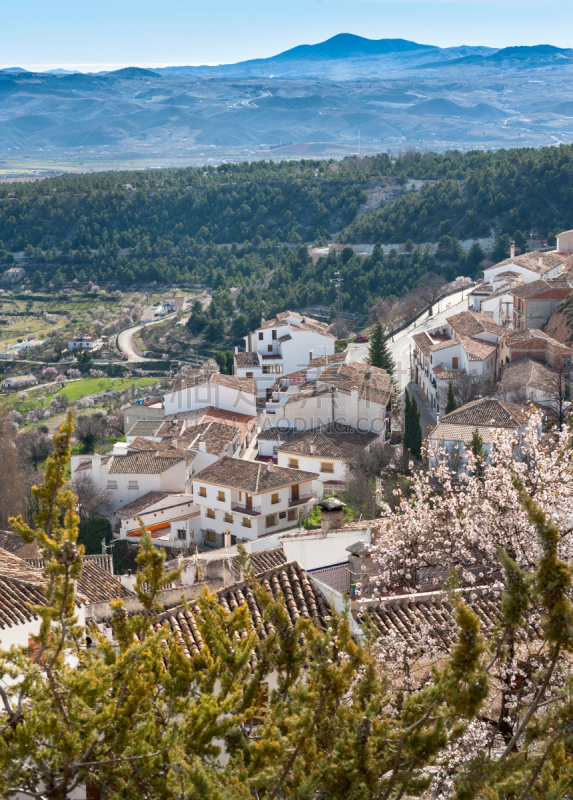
[3,225,573,795]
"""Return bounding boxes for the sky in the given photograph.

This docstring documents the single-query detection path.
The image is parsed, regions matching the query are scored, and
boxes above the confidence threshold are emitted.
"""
[3,0,573,71]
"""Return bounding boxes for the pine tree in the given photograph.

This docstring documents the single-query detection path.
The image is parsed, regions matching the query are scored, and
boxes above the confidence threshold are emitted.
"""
[368,322,395,376]
[445,381,456,415]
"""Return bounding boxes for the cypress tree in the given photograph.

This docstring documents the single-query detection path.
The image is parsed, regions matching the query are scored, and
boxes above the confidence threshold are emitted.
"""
[403,389,412,454]
[445,382,456,415]
[411,395,423,459]
[368,322,395,376]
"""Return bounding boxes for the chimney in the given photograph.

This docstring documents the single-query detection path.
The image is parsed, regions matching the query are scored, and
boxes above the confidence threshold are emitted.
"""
[309,442,316,455]
[171,437,179,450]
[235,346,238,355]
[198,440,206,453]
[319,497,346,531]
[539,256,543,269]
[309,349,313,363]
[366,365,372,378]
[224,529,232,549]
[267,460,274,472]
[510,241,515,259]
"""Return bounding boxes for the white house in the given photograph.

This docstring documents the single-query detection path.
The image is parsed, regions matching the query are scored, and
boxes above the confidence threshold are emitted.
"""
[483,246,571,285]
[259,361,393,440]
[1,373,38,389]
[115,491,201,549]
[192,457,320,548]
[497,357,568,409]
[429,397,528,463]
[412,310,505,415]
[164,370,257,417]
[71,448,188,530]
[234,310,336,398]
[2,267,26,283]
[68,334,103,351]
[273,426,378,492]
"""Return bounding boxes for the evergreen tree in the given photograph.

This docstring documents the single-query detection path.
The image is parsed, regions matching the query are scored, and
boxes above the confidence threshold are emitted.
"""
[445,381,456,415]
[404,389,423,459]
[368,322,395,376]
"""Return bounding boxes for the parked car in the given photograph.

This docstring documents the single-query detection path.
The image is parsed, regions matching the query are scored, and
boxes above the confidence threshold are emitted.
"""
[354,335,369,343]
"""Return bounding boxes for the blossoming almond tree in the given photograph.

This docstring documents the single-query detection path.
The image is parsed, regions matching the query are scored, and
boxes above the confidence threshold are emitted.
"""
[371,409,573,798]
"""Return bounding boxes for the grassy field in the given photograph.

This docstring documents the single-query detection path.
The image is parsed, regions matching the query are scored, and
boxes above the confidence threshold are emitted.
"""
[1,375,161,413]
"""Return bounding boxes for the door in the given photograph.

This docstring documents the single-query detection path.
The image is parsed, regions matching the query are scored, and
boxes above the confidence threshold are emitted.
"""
[246,494,253,510]
[291,484,299,502]
[452,357,458,370]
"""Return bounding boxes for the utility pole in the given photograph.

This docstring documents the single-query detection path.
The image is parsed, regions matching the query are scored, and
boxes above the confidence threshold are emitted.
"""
[331,271,343,338]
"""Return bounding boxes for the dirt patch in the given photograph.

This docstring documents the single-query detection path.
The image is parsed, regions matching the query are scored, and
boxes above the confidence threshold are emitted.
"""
[544,310,573,346]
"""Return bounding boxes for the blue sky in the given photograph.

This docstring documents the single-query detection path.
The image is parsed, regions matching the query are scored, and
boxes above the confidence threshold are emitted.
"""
[4,0,573,71]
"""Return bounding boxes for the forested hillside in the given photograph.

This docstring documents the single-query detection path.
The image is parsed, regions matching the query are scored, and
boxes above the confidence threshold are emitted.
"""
[0,145,572,320]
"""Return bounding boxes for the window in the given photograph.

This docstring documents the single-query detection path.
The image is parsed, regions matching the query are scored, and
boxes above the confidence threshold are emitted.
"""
[268,344,273,352]
[288,458,299,469]
[262,364,283,374]
[288,509,297,521]
[238,491,243,500]
[320,462,334,474]
[279,511,286,519]
[224,512,233,523]
[246,372,253,378]
[107,480,118,490]
[266,515,276,528]
[128,480,139,490]
[242,517,252,528]
[177,529,186,540]
[258,332,264,340]
[217,490,225,502]
[271,493,280,505]
[272,330,277,340]
[198,486,207,497]
[206,530,216,542]
[206,508,215,519]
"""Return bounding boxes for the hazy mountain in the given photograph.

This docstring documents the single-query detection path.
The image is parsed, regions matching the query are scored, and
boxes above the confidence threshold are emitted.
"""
[0,35,572,170]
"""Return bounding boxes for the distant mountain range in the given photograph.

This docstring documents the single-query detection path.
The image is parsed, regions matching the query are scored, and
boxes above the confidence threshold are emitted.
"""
[0,34,573,168]
[3,34,573,80]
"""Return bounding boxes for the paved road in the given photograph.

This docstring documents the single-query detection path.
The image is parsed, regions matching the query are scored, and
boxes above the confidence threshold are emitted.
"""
[117,313,177,362]
[348,288,470,392]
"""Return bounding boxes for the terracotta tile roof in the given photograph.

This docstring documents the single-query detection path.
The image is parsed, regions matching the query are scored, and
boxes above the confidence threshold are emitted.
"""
[430,422,518,446]
[432,364,466,382]
[0,530,39,560]
[258,311,335,338]
[510,279,572,299]
[127,437,195,466]
[447,310,506,338]
[491,250,568,275]
[318,362,393,407]
[147,562,330,661]
[75,455,111,473]
[170,370,257,397]
[498,357,559,395]
[24,554,134,605]
[178,421,241,456]
[437,397,527,428]
[193,456,318,493]
[0,548,49,629]
[115,491,170,516]
[504,328,572,351]
[277,426,378,461]
[412,332,457,357]
[308,350,349,368]
[258,426,295,442]
[155,407,256,448]
[233,546,287,574]
[108,450,185,474]
[234,351,259,368]
[457,333,497,361]
[126,420,163,437]
[359,587,541,654]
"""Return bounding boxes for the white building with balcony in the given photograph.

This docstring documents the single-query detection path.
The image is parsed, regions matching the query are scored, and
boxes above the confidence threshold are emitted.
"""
[234,311,336,399]
[192,457,320,548]
[68,334,103,351]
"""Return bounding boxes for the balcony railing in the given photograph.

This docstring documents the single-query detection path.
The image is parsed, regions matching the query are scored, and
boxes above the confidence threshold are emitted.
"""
[232,502,262,516]
[289,494,313,507]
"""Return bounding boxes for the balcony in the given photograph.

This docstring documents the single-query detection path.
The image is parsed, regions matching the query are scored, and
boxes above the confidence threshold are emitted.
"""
[232,502,261,516]
[289,494,313,508]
